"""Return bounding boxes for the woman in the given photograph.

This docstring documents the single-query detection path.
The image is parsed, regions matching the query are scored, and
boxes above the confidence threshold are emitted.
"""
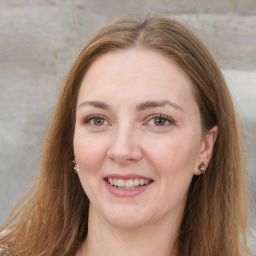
[0,16,252,256]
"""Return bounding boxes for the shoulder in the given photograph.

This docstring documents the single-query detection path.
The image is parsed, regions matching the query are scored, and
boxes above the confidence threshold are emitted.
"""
[0,230,10,255]
[0,248,8,256]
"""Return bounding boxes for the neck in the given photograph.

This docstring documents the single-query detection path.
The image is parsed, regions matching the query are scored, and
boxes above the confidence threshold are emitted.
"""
[79,206,181,256]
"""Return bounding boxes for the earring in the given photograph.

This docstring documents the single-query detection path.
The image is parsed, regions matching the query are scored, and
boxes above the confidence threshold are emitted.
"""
[198,162,206,174]
[73,160,79,174]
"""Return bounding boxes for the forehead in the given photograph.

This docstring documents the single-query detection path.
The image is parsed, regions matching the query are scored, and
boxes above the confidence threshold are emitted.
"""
[78,48,197,109]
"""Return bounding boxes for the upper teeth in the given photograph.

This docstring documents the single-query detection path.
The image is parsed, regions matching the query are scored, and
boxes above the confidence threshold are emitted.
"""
[107,178,150,188]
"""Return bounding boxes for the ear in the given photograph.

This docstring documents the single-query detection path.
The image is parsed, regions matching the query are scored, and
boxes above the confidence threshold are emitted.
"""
[193,125,218,175]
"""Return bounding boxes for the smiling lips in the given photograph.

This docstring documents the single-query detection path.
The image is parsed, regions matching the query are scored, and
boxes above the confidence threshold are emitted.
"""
[107,178,152,190]
[104,175,153,197]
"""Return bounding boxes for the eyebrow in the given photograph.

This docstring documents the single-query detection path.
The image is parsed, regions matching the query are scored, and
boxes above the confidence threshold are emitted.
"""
[136,100,184,112]
[78,101,110,110]
[78,100,184,112]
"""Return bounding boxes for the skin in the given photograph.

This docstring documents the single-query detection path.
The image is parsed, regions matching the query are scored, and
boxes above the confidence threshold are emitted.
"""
[73,48,217,256]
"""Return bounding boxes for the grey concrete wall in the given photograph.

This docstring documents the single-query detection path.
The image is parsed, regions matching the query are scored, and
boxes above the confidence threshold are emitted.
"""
[0,0,255,242]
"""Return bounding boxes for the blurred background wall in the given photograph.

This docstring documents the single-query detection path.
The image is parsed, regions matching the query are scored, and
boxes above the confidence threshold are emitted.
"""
[0,0,255,245]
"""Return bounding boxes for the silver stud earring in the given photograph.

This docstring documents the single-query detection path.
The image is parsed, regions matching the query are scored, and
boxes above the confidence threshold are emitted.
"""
[73,160,79,174]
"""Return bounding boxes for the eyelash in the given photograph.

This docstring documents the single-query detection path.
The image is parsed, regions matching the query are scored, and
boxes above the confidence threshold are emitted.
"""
[82,114,107,127]
[147,114,174,127]
[81,114,175,128]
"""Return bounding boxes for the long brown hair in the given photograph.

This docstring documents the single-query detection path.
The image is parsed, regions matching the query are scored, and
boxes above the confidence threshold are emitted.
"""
[0,16,251,256]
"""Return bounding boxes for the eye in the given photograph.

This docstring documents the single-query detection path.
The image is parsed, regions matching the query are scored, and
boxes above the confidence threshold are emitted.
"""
[153,117,167,126]
[82,115,108,127]
[147,114,174,127]
[92,118,105,126]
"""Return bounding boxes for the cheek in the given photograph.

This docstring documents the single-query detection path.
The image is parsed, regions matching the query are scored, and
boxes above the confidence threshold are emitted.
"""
[144,132,200,175]
[73,131,108,172]
[73,131,109,199]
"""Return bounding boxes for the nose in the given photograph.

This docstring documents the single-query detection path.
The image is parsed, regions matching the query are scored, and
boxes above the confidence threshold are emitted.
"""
[107,125,143,164]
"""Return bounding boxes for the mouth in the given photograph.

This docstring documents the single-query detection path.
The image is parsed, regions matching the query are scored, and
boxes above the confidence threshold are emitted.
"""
[105,177,153,190]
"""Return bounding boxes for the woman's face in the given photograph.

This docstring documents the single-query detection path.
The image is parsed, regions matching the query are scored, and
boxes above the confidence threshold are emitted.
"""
[74,48,214,228]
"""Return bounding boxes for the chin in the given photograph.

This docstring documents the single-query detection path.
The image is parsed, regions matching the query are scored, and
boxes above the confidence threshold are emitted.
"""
[103,206,151,229]
[108,215,147,229]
